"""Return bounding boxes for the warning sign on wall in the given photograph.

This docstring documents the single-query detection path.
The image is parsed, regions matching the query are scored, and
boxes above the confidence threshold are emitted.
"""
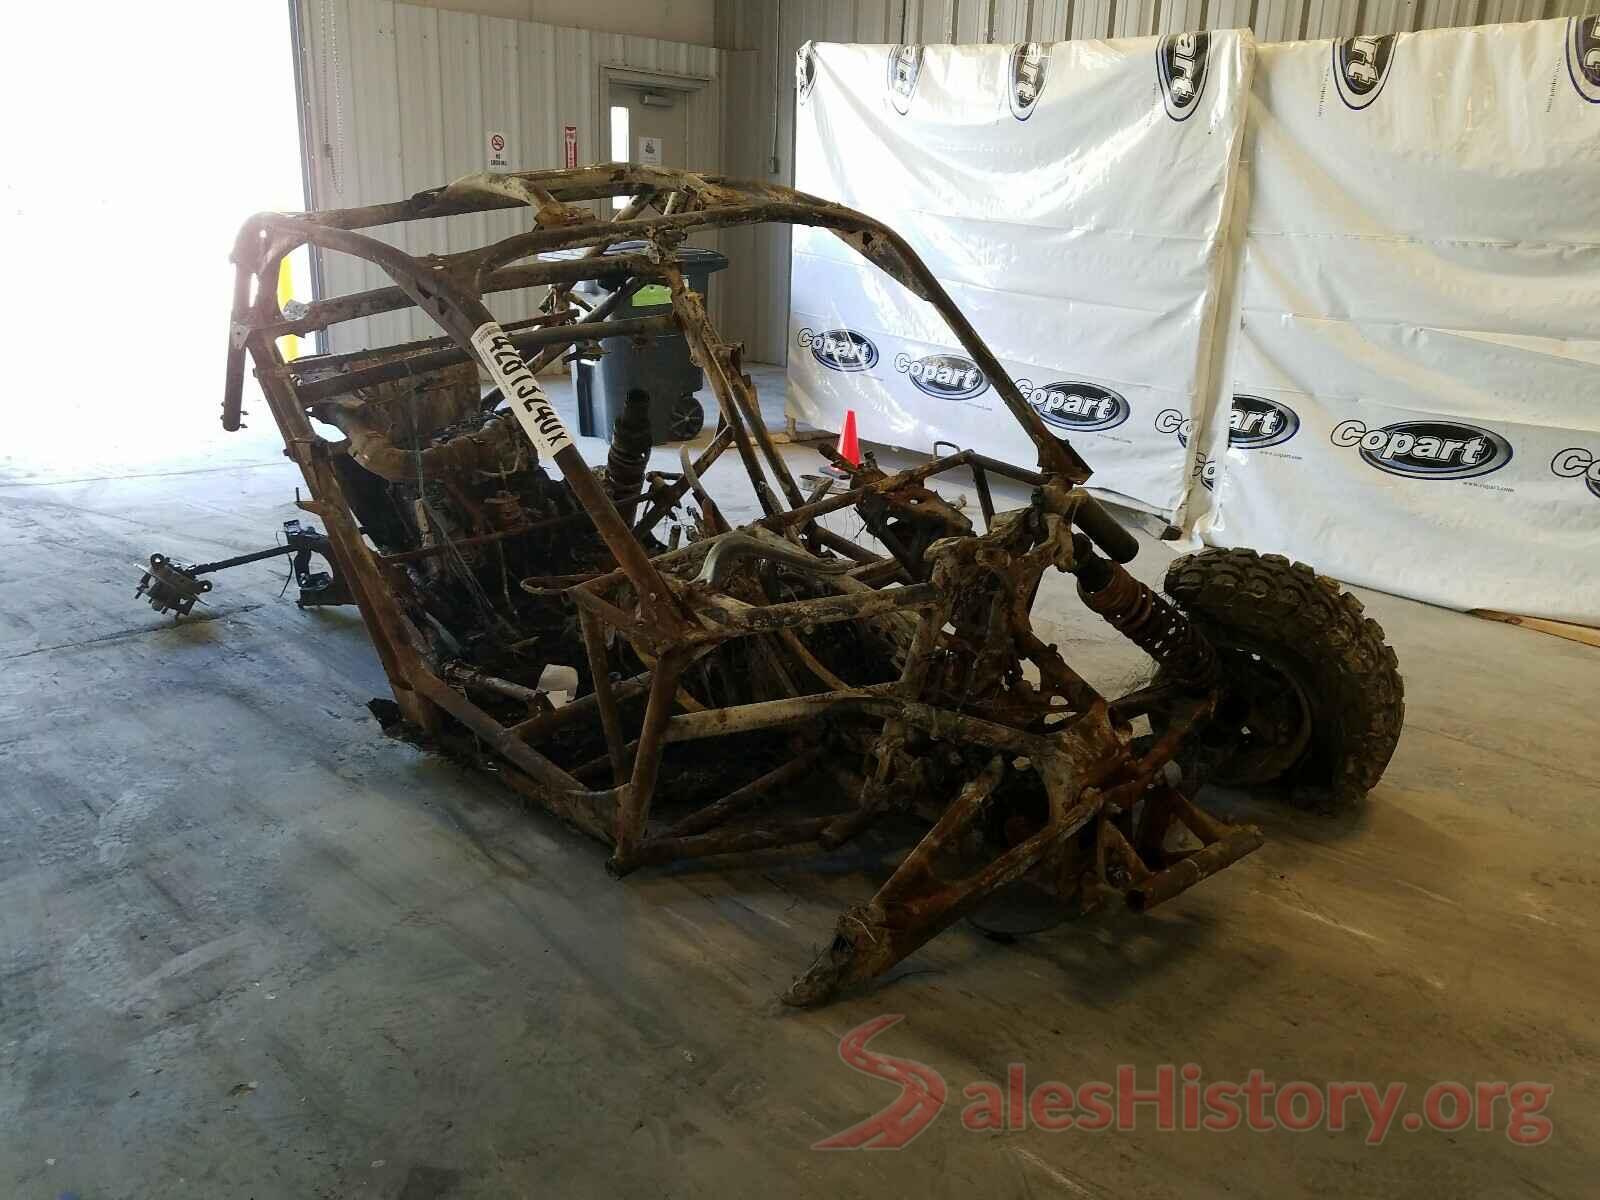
[638,135,662,166]
[486,130,510,170]
[564,124,577,169]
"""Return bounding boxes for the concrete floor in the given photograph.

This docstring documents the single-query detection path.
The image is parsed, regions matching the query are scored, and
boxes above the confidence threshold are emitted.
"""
[2,369,1596,1198]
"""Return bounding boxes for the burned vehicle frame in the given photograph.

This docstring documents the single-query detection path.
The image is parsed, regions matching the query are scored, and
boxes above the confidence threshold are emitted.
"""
[222,165,1404,1006]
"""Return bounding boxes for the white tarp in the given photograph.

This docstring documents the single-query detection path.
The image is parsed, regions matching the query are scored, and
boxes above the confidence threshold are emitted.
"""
[788,33,1255,521]
[1197,20,1600,624]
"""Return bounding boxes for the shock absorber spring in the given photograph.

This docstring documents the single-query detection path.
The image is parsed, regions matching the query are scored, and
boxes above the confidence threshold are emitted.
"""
[1075,552,1216,690]
[605,387,654,525]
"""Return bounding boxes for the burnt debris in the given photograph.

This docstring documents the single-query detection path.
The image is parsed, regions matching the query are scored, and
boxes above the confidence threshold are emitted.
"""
[207,166,1403,1006]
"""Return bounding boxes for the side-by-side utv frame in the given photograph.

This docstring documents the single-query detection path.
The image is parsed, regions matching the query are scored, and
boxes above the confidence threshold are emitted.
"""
[221,165,1403,1006]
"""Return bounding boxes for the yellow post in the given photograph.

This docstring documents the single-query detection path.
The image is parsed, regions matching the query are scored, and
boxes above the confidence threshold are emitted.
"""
[276,256,300,362]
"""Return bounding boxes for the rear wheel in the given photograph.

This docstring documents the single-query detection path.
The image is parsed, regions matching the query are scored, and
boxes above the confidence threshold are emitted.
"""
[1163,548,1404,809]
[667,394,705,441]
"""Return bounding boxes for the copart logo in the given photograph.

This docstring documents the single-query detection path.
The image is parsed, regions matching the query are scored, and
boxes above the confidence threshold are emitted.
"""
[1331,419,1513,480]
[1009,42,1049,120]
[896,352,988,401]
[1154,407,1195,447]
[799,327,879,373]
[1230,395,1300,450]
[1157,32,1210,121]
[1552,448,1600,499]
[1333,35,1397,110]
[887,44,924,115]
[797,41,817,103]
[1022,379,1129,432]
[1569,17,1600,104]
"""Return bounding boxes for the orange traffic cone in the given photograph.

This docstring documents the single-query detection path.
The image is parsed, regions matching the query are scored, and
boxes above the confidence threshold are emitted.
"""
[824,410,861,477]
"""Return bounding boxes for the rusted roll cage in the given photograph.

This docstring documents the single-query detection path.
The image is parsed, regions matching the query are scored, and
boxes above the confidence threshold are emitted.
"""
[222,165,1258,1006]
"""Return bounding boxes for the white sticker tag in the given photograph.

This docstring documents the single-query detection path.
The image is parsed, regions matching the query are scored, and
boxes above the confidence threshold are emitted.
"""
[470,321,573,459]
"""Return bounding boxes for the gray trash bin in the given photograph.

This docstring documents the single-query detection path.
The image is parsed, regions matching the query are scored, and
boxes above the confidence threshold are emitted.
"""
[549,241,728,444]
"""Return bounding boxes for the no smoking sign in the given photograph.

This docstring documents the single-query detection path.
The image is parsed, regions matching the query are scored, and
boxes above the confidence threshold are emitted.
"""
[486,130,510,170]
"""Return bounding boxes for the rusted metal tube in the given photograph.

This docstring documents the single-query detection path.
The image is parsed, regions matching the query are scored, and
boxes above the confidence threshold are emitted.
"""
[631,423,735,534]
[664,265,807,513]
[377,511,583,560]
[663,684,900,742]
[573,738,640,783]
[1126,825,1265,913]
[810,526,882,564]
[698,582,940,636]
[411,669,584,796]
[294,314,676,403]
[663,747,827,839]
[761,452,975,530]
[525,275,649,375]
[285,310,573,383]
[432,728,618,847]
[579,607,633,787]
[507,673,650,741]
[222,261,254,432]
[611,654,686,868]
[964,451,1044,487]
[970,461,996,527]
[629,815,834,867]
[443,664,548,706]
[261,254,662,338]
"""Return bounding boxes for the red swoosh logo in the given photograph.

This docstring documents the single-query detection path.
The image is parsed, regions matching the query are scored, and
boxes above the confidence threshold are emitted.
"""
[814,1015,947,1149]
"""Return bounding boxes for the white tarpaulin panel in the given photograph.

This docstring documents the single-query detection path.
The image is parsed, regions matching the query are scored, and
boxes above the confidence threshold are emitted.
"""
[1197,19,1600,624]
[788,34,1254,521]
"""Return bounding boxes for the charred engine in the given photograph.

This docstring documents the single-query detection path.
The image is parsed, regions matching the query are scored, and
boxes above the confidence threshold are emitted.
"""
[301,351,904,790]
[305,357,610,682]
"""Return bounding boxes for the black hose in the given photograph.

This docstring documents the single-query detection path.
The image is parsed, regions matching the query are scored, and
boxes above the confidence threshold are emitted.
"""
[1074,495,1140,564]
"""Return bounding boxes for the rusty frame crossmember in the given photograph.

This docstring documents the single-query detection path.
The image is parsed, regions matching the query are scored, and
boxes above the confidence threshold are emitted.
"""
[222,165,1261,1006]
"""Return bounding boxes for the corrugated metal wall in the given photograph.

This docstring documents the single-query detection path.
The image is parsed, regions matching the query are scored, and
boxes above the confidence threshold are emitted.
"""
[301,0,723,352]
[715,0,1598,364]
[716,2,905,363]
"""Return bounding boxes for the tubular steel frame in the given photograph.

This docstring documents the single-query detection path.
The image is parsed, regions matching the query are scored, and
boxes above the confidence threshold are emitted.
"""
[222,165,1261,1006]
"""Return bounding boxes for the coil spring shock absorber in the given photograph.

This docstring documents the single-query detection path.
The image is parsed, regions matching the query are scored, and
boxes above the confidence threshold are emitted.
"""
[605,388,654,525]
[1071,535,1216,690]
